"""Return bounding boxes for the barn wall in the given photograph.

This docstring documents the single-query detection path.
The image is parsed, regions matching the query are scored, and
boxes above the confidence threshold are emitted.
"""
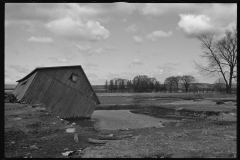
[13,72,37,100]
[21,70,97,118]
[41,67,99,103]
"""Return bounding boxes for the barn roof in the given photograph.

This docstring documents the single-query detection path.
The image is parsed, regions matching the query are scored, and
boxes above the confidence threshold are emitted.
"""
[16,65,100,104]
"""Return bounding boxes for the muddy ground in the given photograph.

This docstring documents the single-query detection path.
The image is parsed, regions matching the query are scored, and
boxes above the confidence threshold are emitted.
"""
[4,94,237,158]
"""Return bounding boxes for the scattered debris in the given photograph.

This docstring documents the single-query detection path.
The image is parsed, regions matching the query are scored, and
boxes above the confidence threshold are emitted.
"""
[62,151,74,156]
[53,122,56,125]
[13,118,22,120]
[120,128,129,131]
[22,147,28,149]
[30,144,38,150]
[61,120,69,125]
[74,133,79,143]
[61,149,83,157]
[64,148,69,151]
[66,128,76,133]
[71,122,76,126]
[11,141,15,144]
[5,94,18,103]
[157,121,164,128]
[24,153,32,158]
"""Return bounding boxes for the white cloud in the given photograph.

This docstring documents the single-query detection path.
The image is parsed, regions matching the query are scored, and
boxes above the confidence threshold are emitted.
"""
[132,58,143,65]
[28,36,53,43]
[178,14,219,38]
[126,24,138,32]
[45,17,110,41]
[146,30,172,41]
[177,4,236,38]
[133,36,143,44]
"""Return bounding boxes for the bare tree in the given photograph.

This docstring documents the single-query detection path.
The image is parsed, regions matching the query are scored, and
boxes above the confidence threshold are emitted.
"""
[108,80,114,93]
[104,80,108,92]
[181,75,196,92]
[164,76,175,92]
[172,76,181,92]
[214,78,225,92]
[195,28,237,94]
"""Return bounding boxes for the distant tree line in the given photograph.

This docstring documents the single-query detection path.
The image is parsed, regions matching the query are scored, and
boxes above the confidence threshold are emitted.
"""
[104,74,215,93]
[105,75,165,93]
[104,74,236,93]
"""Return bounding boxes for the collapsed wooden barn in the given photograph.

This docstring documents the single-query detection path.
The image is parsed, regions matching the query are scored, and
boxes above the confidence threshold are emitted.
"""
[13,65,100,118]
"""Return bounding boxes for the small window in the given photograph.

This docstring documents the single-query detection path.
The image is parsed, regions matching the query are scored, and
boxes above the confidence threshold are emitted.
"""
[70,73,78,82]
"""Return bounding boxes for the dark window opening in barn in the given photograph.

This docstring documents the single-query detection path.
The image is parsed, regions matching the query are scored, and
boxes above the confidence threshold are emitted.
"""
[70,73,78,82]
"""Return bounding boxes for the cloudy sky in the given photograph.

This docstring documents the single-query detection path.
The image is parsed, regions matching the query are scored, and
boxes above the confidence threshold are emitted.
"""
[5,3,237,85]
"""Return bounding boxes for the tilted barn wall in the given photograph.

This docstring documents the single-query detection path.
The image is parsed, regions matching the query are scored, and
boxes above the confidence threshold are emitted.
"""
[13,72,37,100]
[17,67,98,118]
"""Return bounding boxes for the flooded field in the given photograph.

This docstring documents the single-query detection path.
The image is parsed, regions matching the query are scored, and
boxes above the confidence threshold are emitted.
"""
[4,92,237,158]
[68,110,178,130]
[93,110,178,130]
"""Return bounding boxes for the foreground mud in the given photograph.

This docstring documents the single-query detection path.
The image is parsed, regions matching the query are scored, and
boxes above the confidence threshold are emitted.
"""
[4,103,101,158]
[4,98,237,158]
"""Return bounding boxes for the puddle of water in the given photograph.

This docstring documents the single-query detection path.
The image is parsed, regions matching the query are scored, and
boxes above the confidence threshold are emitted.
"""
[90,110,178,130]
[65,110,178,130]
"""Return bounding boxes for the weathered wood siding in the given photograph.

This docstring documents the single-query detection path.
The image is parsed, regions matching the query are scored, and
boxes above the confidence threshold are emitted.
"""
[13,72,37,100]
[16,67,98,118]
[41,67,98,103]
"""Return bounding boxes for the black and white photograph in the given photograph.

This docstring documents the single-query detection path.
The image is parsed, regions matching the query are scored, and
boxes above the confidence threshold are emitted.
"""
[5,3,237,158]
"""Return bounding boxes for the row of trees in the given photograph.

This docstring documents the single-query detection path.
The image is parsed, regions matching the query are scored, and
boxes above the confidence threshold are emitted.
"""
[164,75,196,93]
[105,75,166,93]
[104,75,198,93]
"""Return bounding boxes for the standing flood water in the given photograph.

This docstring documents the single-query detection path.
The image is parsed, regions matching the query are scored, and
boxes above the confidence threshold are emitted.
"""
[89,110,178,130]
